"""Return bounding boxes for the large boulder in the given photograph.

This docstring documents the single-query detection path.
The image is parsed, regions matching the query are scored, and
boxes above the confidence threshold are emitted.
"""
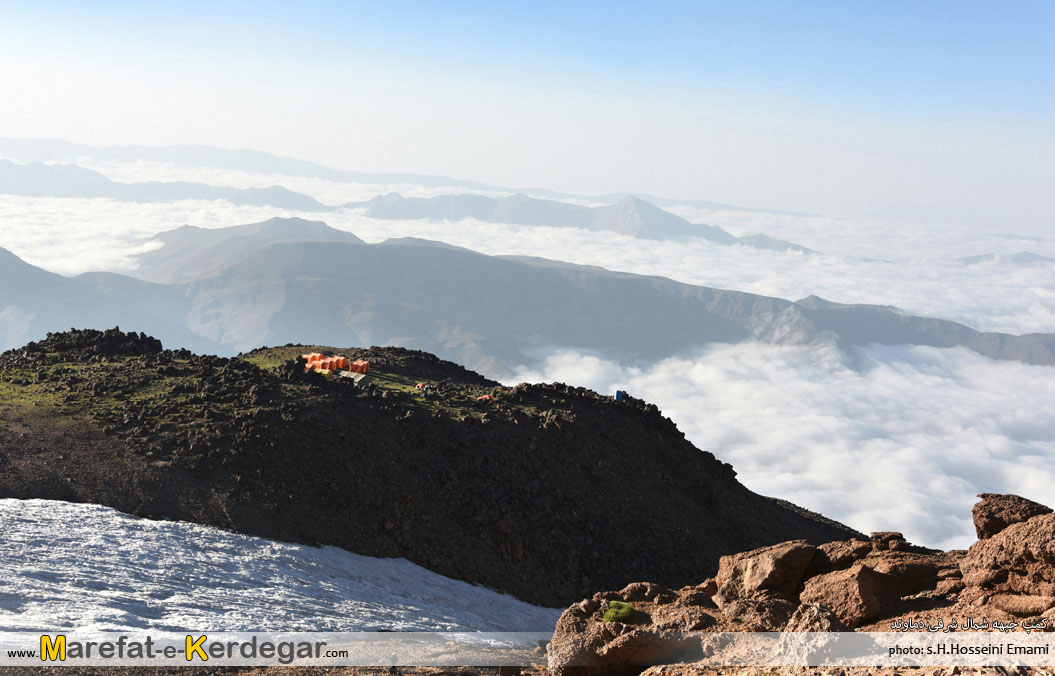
[715,540,816,603]
[799,563,899,628]
[866,551,940,597]
[972,493,1052,539]
[961,512,1055,609]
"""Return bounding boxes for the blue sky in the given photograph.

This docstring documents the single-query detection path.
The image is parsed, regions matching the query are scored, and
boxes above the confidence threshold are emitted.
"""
[0,1,1052,230]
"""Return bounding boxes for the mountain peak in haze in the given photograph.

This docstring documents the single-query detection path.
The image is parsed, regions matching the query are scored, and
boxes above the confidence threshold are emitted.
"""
[594,195,698,238]
[135,217,365,283]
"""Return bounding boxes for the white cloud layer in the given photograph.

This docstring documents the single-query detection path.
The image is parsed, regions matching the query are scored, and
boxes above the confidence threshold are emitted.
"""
[508,340,1055,551]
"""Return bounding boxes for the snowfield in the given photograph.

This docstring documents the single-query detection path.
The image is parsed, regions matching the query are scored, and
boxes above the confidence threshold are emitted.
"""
[0,499,561,632]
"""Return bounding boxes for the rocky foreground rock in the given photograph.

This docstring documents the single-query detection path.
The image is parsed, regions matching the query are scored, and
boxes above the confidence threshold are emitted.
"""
[548,493,1055,675]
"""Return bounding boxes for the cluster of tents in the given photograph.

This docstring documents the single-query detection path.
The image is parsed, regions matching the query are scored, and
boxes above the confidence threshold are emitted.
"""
[302,352,370,380]
[302,353,500,402]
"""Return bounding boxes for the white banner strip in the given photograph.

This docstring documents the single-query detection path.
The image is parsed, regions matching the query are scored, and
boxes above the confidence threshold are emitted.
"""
[3,631,1055,667]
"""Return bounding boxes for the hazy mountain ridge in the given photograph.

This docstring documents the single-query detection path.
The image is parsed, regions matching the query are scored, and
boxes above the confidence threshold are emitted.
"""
[2,218,1053,373]
[0,151,813,250]
[0,137,776,212]
[357,192,815,250]
[0,138,499,190]
[0,245,215,353]
[959,251,1055,266]
[0,158,330,211]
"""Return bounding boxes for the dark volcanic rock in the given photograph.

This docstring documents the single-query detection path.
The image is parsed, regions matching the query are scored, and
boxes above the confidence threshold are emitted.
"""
[0,329,859,608]
[25,327,162,357]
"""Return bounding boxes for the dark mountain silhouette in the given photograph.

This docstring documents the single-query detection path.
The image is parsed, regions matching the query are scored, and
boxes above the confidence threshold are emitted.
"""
[0,159,330,211]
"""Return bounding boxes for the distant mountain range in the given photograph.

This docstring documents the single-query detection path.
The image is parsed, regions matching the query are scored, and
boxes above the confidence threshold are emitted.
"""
[355,193,814,251]
[2,217,1052,373]
[0,159,328,211]
[0,155,814,250]
[959,251,1055,266]
[0,136,791,213]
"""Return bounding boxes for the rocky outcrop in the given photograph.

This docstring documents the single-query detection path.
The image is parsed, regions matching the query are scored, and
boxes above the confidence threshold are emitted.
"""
[972,493,1052,539]
[960,512,1055,615]
[869,531,909,551]
[547,586,716,675]
[714,541,816,603]
[799,564,899,628]
[550,493,1055,675]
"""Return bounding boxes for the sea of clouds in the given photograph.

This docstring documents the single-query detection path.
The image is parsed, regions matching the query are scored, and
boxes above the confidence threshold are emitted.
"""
[1,161,1052,549]
[509,339,1055,550]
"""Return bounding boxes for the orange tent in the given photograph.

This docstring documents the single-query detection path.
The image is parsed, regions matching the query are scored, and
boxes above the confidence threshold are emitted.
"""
[303,353,352,372]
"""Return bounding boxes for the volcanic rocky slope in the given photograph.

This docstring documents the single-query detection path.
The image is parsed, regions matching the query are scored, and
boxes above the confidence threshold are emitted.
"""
[0,328,858,608]
[548,493,1055,675]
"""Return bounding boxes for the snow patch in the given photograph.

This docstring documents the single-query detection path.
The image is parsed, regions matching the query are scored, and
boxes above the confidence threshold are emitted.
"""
[0,499,560,633]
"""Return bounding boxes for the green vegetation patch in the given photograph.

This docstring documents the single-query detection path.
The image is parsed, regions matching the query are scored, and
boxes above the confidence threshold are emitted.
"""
[602,600,634,623]
[241,345,335,371]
